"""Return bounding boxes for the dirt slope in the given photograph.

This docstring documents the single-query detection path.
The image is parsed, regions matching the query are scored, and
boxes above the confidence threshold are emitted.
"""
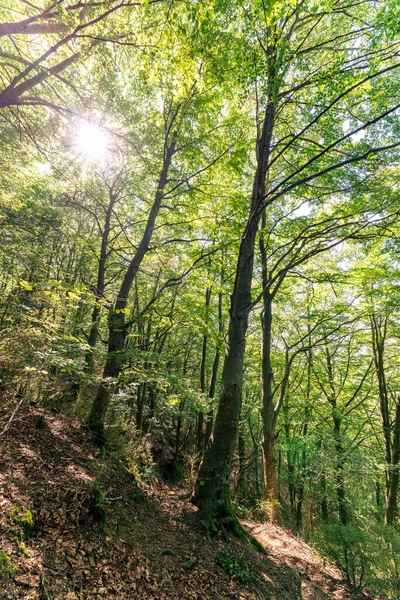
[242,522,366,600]
[0,406,369,599]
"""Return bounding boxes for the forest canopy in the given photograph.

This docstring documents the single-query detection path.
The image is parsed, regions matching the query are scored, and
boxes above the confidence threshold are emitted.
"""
[1,1,400,597]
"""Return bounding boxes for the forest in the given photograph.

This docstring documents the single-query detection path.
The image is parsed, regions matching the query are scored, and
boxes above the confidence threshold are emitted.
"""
[0,1,400,599]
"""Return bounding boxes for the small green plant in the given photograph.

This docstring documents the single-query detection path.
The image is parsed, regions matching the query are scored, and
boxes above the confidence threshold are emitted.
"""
[88,481,109,534]
[254,498,281,524]
[105,423,159,483]
[124,436,159,483]
[216,549,257,584]
[232,501,251,520]
[8,506,34,538]
[0,550,19,580]
[18,541,30,557]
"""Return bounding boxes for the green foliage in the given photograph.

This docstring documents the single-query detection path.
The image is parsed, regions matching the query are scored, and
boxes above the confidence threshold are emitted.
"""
[124,438,159,484]
[0,550,19,581]
[314,523,400,596]
[87,481,109,535]
[254,499,282,524]
[0,0,400,595]
[105,424,159,484]
[216,549,257,584]
[18,541,30,557]
[9,506,34,538]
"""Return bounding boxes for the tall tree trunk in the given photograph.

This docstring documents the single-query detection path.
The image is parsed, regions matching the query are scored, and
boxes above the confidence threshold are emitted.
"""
[85,190,117,373]
[386,397,400,525]
[333,416,348,525]
[370,313,399,524]
[197,287,211,453]
[172,346,191,468]
[144,288,177,433]
[248,410,261,498]
[259,212,292,513]
[136,382,147,431]
[320,473,329,523]
[192,91,276,532]
[235,430,246,499]
[296,341,312,530]
[172,399,185,467]
[325,346,349,525]
[284,414,296,524]
[191,224,257,531]
[87,136,177,443]
[136,317,152,431]
[204,285,223,447]
[260,287,278,504]
[296,444,306,530]
[371,314,392,488]
[261,299,291,520]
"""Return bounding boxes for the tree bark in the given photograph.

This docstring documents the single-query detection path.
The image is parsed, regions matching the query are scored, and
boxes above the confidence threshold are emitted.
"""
[197,287,211,453]
[259,207,291,513]
[260,292,291,519]
[370,314,392,484]
[235,431,246,498]
[385,397,400,525]
[283,411,296,524]
[325,346,349,525]
[296,340,312,531]
[85,190,117,373]
[172,345,191,468]
[192,91,276,532]
[87,135,177,443]
[370,313,400,524]
[205,285,223,448]
[320,473,329,523]
[260,288,278,504]
[333,415,348,525]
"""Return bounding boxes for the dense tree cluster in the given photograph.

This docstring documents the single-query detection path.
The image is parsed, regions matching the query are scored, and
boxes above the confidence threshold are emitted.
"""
[1,1,400,596]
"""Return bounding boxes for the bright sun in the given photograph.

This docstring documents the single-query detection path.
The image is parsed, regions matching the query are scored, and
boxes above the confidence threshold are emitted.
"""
[75,121,109,162]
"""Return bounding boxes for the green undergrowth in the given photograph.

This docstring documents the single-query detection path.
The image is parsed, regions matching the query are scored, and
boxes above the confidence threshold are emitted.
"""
[8,506,34,538]
[0,549,19,581]
[85,453,147,539]
[216,549,257,584]
[313,522,400,597]
[87,480,109,535]
[6,505,35,559]
[104,423,160,484]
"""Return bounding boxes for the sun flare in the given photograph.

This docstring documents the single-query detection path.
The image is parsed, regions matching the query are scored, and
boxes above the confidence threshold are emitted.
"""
[75,121,109,162]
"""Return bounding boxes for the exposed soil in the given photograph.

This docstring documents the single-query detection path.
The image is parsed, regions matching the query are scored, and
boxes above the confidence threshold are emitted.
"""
[0,405,372,599]
[242,522,370,600]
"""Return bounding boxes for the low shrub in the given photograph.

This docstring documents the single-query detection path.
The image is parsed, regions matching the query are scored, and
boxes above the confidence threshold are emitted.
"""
[8,506,34,538]
[0,549,18,580]
[216,549,257,584]
[313,522,400,597]
[87,481,109,534]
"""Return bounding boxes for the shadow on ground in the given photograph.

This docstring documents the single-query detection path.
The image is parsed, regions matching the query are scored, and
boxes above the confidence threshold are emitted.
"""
[1,406,303,600]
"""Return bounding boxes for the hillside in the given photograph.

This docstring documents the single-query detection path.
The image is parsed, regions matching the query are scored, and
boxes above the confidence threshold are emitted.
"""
[0,407,369,600]
[1,1,400,598]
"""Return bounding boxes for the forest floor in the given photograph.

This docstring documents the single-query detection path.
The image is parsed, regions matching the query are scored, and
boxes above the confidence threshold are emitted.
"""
[0,406,372,600]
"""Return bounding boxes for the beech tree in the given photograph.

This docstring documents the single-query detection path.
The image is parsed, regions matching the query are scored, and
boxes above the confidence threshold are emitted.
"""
[1,1,400,595]
[193,0,400,532]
